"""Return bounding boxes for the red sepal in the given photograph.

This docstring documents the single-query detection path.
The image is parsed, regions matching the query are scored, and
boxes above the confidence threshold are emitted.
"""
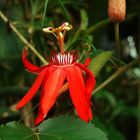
[16,69,47,109]
[22,48,46,73]
[76,63,96,101]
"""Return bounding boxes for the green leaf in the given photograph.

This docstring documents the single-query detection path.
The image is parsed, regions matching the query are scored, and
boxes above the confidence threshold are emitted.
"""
[0,122,36,140]
[0,116,108,140]
[38,115,108,140]
[92,118,125,140]
[42,0,49,27]
[58,0,71,22]
[87,19,110,34]
[94,90,117,107]
[107,126,125,140]
[80,9,88,30]
[88,51,112,76]
[112,103,140,119]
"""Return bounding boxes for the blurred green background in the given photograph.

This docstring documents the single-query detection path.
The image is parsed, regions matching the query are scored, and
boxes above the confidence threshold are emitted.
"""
[0,0,139,140]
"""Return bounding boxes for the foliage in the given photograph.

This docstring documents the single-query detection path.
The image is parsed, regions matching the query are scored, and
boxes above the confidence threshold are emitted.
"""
[0,0,139,140]
[0,116,108,140]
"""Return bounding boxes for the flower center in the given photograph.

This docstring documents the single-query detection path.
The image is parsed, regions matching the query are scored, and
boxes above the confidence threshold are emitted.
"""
[51,53,77,65]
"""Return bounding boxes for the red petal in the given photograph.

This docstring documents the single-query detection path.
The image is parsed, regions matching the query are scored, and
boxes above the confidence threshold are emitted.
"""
[34,67,56,125]
[22,48,46,73]
[34,104,44,125]
[41,68,66,115]
[34,93,46,126]
[65,66,90,122]
[75,63,96,120]
[16,69,47,109]
[34,82,46,126]
[76,63,96,101]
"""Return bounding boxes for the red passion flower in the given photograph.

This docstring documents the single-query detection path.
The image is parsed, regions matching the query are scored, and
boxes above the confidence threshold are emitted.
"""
[16,22,96,125]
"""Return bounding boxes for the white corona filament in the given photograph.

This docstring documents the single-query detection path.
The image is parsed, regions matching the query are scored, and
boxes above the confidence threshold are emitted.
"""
[51,53,77,65]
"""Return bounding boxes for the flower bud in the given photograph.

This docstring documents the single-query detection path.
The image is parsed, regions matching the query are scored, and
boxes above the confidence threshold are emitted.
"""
[108,0,126,22]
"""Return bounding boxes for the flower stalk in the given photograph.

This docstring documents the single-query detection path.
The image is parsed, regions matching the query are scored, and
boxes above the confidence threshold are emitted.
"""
[114,22,121,66]
[108,0,126,66]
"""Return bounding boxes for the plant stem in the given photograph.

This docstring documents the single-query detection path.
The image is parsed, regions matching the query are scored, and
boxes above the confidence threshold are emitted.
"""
[58,0,71,22]
[0,11,48,65]
[18,103,39,123]
[138,79,140,140]
[86,13,136,34]
[87,19,110,34]
[137,27,140,140]
[42,0,49,28]
[93,57,140,94]
[21,102,35,127]
[114,22,121,66]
